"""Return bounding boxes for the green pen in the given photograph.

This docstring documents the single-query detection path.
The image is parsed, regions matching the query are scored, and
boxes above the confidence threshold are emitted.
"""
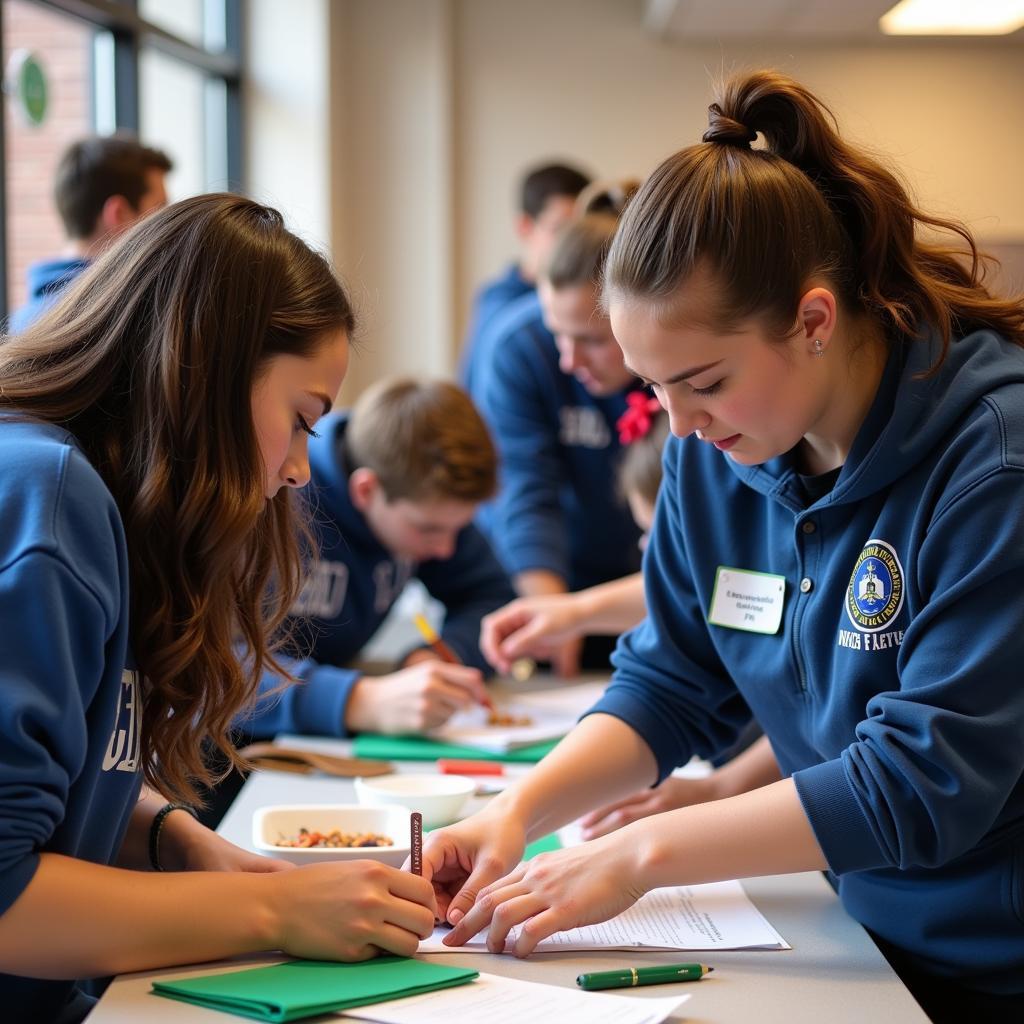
[576,963,714,990]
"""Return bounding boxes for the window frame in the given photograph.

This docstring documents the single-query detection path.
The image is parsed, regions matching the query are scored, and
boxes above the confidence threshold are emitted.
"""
[0,0,243,317]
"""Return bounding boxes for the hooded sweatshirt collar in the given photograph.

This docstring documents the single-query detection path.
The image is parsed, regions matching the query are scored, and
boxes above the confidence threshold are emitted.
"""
[727,328,1024,508]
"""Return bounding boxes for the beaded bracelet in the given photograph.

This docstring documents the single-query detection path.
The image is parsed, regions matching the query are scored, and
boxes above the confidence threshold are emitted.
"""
[148,803,198,871]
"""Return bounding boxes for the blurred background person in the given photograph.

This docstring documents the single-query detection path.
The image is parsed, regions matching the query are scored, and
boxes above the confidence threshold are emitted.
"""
[459,161,590,396]
[473,182,644,676]
[9,134,171,332]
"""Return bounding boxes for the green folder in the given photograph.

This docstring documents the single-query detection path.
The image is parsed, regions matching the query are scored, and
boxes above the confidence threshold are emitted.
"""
[151,957,478,1022]
[353,734,561,763]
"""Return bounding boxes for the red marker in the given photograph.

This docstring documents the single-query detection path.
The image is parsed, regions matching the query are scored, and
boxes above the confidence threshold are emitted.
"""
[437,758,504,777]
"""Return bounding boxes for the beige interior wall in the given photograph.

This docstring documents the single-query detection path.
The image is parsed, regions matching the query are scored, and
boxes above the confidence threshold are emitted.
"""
[244,0,333,250]
[335,0,456,404]
[456,0,1024,332]
[247,0,1024,397]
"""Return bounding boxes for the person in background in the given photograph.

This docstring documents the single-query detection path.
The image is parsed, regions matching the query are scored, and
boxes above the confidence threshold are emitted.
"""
[424,70,1024,1021]
[9,134,172,333]
[0,194,435,1024]
[459,161,590,396]
[480,396,666,672]
[245,378,515,740]
[473,182,644,676]
[481,400,773,838]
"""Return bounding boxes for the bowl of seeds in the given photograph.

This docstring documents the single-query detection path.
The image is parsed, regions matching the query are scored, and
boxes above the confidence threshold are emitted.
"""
[252,803,412,866]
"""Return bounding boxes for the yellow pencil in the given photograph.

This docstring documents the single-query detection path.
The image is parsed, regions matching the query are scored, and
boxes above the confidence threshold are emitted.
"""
[412,613,494,711]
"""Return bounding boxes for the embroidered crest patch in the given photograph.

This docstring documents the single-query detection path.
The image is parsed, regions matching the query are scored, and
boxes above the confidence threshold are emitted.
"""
[845,539,905,633]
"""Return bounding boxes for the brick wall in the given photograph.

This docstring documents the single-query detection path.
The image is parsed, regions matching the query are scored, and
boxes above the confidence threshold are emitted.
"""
[4,0,93,311]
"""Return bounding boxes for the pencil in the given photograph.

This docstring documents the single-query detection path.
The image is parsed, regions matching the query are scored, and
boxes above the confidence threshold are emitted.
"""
[412,613,494,711]
[412,613,461,664]
[410,811,423,876]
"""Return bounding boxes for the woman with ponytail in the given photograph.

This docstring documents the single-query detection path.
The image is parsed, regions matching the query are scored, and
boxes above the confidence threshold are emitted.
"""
[0,194,435,1023]
[425,72,1024,1018]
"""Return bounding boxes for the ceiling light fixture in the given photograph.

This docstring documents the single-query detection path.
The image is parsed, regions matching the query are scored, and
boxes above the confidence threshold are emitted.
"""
[880,0,1024,34]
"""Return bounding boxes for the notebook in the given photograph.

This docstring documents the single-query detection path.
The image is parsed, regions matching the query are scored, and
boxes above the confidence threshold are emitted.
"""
[353,734,560,762]
[151,956,478,1022]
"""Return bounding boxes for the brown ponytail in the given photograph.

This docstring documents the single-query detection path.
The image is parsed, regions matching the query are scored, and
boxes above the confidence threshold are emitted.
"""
[544,179,640,291]
[606,69,1024,362]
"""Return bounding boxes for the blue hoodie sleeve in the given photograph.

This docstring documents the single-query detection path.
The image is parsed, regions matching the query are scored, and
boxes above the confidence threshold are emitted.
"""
[482,324,570,581]
[459,289,493,394]
[240,656,363,739]
[587,452,757,773]
[0,439,127,915]
[416,525,516,675]
[0,550,113,914]
[600,412,1024,877]
[461,271,531,396]
[794,460,1024,875]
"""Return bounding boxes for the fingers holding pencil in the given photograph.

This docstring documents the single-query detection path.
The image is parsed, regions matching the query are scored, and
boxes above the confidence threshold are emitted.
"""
[412,613,494,711]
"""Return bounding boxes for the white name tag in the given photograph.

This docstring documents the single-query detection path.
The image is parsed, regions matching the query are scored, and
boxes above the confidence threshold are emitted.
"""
[708,567,786,635]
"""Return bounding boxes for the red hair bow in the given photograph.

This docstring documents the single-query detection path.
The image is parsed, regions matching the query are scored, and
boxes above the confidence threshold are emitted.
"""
[617,390,662,445]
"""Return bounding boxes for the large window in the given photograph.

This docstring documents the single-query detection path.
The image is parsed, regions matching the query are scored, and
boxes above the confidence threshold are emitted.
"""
[0,0,241,318]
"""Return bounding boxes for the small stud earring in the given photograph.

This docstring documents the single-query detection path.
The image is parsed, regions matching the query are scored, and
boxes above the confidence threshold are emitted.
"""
[813,338,825,357]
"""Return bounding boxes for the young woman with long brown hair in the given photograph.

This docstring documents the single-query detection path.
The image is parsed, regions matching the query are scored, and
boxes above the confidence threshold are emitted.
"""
[423,71,1024,1020]
[0,193,435,1023]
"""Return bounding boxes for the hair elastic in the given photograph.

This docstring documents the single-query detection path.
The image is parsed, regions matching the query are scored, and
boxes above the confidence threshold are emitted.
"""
[702,104,757,147]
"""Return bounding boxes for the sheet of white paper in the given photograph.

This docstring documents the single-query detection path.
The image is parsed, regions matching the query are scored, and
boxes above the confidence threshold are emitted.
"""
[508,680,609,715]
[428,702,574,752]
[339,971,690,1024]
[423,879,789,953]
[428,680,612,753]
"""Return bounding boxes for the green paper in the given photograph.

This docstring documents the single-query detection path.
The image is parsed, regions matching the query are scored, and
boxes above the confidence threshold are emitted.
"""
[152,957,478,1022]
[523,833,561,860]
[353,734,560,763]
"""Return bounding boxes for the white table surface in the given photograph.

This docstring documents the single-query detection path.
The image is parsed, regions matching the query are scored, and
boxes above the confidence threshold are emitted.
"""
[88,754,929,1022]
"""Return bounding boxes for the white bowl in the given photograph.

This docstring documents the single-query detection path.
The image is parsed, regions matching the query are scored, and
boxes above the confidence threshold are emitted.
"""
[354,773,475,829]
[253,803,412,866]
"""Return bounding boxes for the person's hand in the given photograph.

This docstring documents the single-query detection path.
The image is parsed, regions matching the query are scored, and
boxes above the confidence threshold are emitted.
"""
[480,595,588,674]
[344,660,488,734]
[420,808,527,926]
[443,830,647,957]
[268,861,437,960]
[549,634,582,679]
[579,775,718,840]
[401,648,439,668]
[159,809,293,873]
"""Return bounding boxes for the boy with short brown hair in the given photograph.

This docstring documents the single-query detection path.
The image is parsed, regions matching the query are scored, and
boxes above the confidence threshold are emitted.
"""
[248,378,514,738]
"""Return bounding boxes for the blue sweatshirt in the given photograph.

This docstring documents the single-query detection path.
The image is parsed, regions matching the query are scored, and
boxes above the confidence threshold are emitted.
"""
[245,413,515,738]
[0,417,141,1023]
[8,258,90,334]
[592,328,1024,993]
[459,263,533,397]
[472,291,642,592]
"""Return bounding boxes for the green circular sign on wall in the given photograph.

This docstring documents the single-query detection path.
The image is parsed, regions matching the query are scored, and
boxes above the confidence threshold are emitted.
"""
[6,50,48,127]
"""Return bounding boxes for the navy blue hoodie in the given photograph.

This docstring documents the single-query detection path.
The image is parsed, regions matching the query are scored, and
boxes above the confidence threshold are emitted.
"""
[459,262,533,397]
[246,413,515,737]
[471,292,642,592]
[593,328,1024,993]
[8,258,90,334]
[0,417,141,1023]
